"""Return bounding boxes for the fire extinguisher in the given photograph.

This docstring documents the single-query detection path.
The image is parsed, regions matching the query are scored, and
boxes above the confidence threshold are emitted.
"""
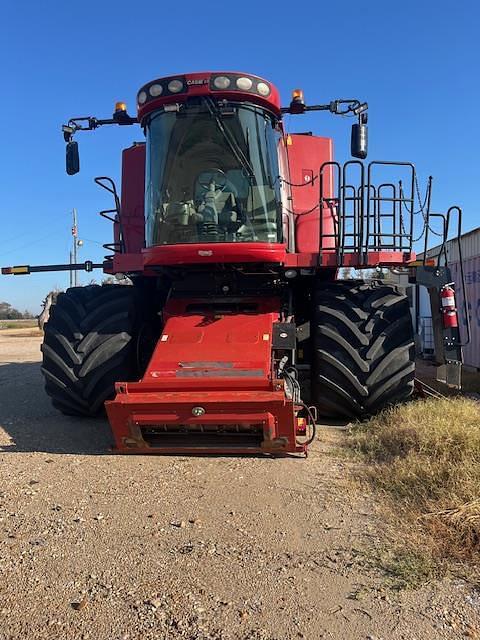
[440,284,459,329]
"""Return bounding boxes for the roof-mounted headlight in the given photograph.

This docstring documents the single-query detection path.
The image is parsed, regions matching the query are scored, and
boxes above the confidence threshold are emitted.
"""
[213,75,231,89]
[236,77,253,91]
[149,83,163,97]
[256,82,271,97]
[168,79,184,93]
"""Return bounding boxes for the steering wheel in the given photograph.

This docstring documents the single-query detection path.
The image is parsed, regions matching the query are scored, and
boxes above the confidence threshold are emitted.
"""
[198,168,228,192]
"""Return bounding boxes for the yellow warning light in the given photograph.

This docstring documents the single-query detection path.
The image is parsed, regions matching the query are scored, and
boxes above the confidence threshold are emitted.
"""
[3,265,30,275]
[296,417,307,434]
[289,89,306,114]
[286,134,293,145]
[292,89,304,102]
[115,101,127,113]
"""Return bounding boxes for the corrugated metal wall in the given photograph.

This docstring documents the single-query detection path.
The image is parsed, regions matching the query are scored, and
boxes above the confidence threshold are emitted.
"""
[450,258,480,368]
[425,227,480,263]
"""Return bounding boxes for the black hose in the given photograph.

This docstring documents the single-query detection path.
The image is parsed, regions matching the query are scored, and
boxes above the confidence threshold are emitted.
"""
[295,400,317,447]
[280,367,316,446]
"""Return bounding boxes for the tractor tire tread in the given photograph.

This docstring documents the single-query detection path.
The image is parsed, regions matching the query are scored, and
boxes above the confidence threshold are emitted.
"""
[41,284,138,417]
[312,280,415,419]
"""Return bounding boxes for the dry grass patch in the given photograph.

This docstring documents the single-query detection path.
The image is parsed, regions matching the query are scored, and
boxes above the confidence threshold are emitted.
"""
[347,397,480,580]
[0,319,38,330]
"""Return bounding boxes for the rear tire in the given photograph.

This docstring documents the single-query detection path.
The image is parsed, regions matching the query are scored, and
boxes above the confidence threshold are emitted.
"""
[41,284,138,417]
[312,280,415,419]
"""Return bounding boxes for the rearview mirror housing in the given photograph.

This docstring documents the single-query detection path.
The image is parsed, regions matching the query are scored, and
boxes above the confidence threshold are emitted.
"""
[351,123,368,159]
[66,141,80,175]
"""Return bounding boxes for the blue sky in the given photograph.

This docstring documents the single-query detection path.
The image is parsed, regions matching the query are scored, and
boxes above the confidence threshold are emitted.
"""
[1,0,478,313]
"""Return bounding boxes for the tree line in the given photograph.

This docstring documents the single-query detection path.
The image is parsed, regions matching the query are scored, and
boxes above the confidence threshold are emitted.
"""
[0,301,34,320]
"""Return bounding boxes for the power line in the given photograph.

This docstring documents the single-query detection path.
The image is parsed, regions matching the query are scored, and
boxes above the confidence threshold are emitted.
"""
[0,231,57,258]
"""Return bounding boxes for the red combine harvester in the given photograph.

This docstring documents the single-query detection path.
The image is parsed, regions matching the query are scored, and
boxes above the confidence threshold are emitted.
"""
[2,72,467,455]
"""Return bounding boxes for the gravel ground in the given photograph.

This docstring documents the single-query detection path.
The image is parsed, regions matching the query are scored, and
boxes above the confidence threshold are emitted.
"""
[0,329,479,640]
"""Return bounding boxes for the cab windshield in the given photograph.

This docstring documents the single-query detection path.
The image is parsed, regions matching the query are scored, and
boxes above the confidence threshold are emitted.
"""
[145,99,283,246]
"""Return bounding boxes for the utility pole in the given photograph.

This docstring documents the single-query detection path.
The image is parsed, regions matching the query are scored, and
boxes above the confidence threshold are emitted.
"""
[68,208,84,288]
[72,208,78,286]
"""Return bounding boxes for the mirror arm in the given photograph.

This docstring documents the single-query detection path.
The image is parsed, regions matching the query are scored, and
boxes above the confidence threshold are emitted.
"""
[281,98,368,116]
[281,96,369,159]
[63,111,138,175]
[62,114,138,142]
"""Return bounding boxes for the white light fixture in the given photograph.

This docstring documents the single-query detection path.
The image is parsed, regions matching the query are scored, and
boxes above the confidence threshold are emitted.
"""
[168,79,184,93]
[236,76,253,91]
[149,84,163,97]
[191,406,206,417]
[138,91,147,105]
[213,76,231,89]
[257,82,270,96]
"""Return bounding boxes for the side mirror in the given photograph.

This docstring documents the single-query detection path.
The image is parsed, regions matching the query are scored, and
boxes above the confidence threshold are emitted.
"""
[351,122,368,159]
[66,141,80,175]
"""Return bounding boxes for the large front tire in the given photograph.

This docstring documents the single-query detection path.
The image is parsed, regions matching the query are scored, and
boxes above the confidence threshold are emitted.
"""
[41,285,138,416]
[312,280,415,420]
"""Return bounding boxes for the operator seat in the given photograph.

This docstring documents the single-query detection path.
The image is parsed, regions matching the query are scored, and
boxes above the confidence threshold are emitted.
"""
[196,177,238,225]
[200,189,238,237]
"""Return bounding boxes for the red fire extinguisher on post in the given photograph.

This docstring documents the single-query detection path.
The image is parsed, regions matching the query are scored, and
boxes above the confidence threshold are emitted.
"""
[440,283,459,329]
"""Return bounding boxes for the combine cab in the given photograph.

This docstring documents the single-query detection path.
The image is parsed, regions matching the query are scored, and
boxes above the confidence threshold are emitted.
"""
[3,72,467,455]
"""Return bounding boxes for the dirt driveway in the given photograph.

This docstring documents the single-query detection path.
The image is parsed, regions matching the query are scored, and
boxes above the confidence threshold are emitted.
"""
[0,329,478,639]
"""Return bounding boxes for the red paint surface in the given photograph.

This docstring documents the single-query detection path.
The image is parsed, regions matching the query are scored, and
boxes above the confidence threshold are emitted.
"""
[284,250,414,268]
[106,297,304,455]
[109,248,414,273]
[287,134,336,253]
[142,242,287,266]
[120,144,145,253]
[145,298,278,383]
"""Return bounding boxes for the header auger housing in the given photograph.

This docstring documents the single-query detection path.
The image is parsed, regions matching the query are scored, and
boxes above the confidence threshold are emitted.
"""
[3,71,467,455]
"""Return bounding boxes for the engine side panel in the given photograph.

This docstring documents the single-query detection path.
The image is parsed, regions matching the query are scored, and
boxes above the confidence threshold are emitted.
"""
[120,143,146,254]
[287,134,335,253]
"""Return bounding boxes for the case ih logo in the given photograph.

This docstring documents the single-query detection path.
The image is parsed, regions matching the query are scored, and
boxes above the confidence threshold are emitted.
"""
[186,78,209,86]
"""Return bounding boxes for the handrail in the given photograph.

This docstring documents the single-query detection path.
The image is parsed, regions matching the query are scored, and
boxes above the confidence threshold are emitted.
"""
[94,176,126,255]
[447,206,470,347]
